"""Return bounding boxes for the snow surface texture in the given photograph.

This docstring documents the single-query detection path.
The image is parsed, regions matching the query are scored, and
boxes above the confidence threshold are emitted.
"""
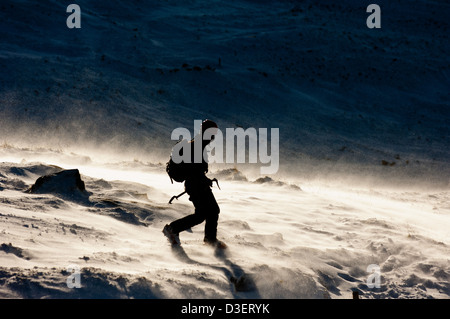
[0,151,449,299]
[0,0,449,299]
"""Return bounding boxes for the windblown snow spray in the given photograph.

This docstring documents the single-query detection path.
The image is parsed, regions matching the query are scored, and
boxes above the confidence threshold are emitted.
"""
[171,120,279,174]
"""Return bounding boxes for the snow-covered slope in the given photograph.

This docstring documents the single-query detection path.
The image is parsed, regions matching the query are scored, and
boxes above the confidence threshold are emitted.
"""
[1,0,449,177]
[0,0,449,299]
[0,153,449,299]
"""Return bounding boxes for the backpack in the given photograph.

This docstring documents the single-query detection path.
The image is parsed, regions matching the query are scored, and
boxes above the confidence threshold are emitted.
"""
[166,157,188,183]
[166,140,189,184]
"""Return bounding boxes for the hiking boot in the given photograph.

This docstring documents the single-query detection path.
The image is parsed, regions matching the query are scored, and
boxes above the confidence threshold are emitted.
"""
[163,225,180,246]
[204,238,227,249]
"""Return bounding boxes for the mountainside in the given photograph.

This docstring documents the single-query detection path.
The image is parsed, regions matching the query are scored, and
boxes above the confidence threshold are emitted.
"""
[0,0,449,183]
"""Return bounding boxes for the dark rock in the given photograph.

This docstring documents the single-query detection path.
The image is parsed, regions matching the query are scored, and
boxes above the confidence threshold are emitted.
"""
[0,243,29,260]
[27,169,87,197]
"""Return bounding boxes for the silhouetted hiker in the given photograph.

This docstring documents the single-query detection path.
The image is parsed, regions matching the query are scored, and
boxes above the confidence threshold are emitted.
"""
[163,119,226,249]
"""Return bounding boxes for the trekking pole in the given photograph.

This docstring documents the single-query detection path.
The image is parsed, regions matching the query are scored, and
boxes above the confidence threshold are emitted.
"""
[168,191,186,204]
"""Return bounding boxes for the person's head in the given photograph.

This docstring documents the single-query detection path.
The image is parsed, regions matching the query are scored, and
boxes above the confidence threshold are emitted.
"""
[201,119,218,145]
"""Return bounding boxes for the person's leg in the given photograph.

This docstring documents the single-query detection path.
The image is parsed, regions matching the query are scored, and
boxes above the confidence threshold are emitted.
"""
[169,210,206,235]
[204,212,219,243]
[167,188,219,241]
[199,191,220,242]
